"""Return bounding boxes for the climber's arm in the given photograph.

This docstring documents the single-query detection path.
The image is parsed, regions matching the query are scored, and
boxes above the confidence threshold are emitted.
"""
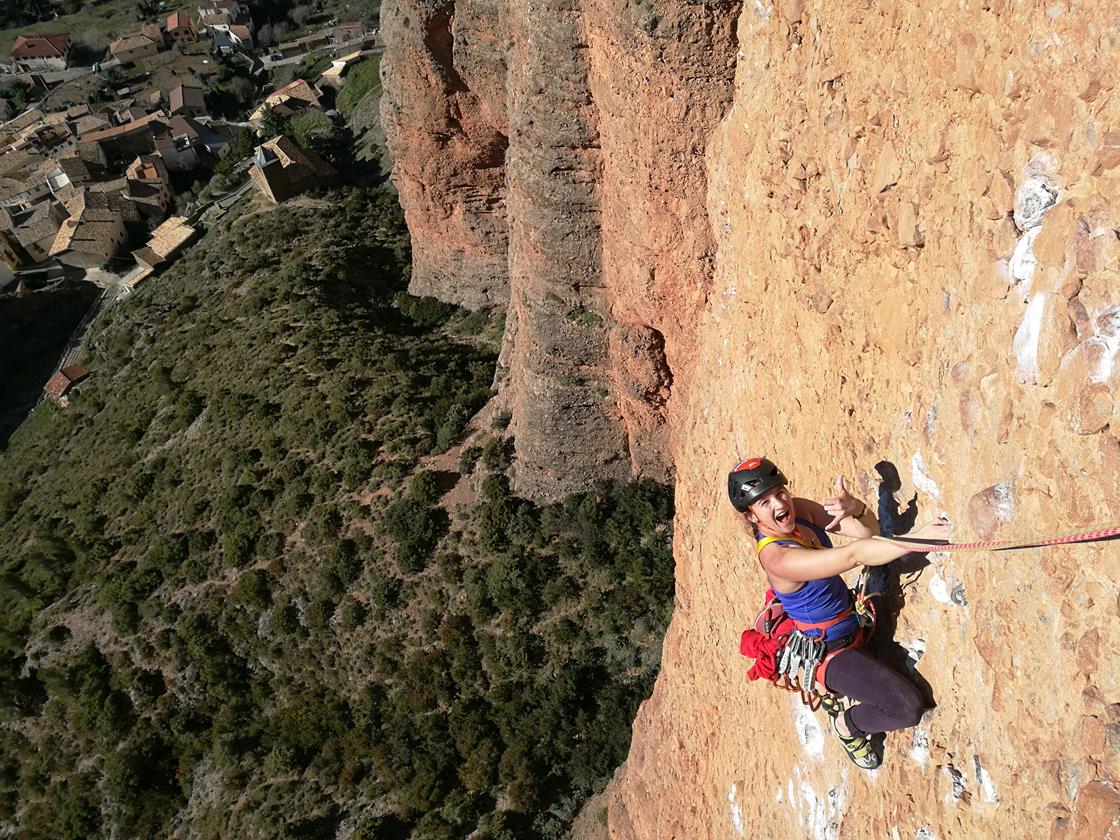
[761,516,950,587]
[760,540,895,586]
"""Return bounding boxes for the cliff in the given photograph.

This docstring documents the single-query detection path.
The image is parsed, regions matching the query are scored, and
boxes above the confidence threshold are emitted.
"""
[381,1,1120,836]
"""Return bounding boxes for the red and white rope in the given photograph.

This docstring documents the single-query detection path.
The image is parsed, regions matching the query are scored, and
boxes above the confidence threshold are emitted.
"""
[875,523,1120,553]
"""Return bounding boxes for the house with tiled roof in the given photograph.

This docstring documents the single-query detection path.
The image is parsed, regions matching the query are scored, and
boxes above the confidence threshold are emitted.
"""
[169,83,207,118]
[317,50,369,89]
[249,79,321,124]
[49,205,129,268]
[125,154,170,185]
[44,365,90,403]
[227,24,253,44]
[125,179,169,219]
[151,115,210,170]
[167,11,198,44]
[277,31,331,58]
[23,122,76,158]
[131,215,195,273]
[211,22,253,54]
[198,0,253,35]
[249,135,337,203]
[70,114,111,136]
[108,33,160,64]
[79,111,169,167]
[0,152,57,208]
[141,23,165,46]
[49,156,104,192]
[10,34,70,72]
[2,201,68,263]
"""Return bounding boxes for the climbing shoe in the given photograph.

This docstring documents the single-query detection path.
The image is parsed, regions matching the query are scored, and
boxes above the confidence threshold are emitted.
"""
[832,715,882,770]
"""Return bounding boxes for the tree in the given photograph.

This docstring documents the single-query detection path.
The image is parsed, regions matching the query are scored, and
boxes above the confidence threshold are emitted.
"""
[0,79,29,113]
[288,109,334,151]
[259,105,287,141]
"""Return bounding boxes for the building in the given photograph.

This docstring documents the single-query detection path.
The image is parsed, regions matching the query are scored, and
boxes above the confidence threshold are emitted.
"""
[10,34,70,72]
[141,23,165,47]
[1,201,68,263]
[152,115,208,170]
[0,152,56,208]
[23,122,75,158]
[211,23,253,54]
[108,33,160,64]
[168,83,207,118]
[49,202,129,268]
[70,113,111,136]
[197,0,254,34]
[44,364,90,403]
[227,24,253,45]
[0,229,32,269]
[125,153,171,186]
[131,215,195,273]
[167,11,198,44]
[317,50,368,89]
[124,154,173,219]
[249,135,337,203]
[78,111,167,168]
[277,31,332,57]
[249,78,321,124]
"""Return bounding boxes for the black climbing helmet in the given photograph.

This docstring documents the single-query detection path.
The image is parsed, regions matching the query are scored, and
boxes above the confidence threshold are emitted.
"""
[727,458,788,512]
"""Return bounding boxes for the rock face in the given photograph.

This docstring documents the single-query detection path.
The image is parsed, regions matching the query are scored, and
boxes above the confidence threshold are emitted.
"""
[379,0,510,309]
[382,1,1120,836]
[382,0,740,498]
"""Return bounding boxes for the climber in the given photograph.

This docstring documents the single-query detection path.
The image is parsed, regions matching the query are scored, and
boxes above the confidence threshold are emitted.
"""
[729,457,952,770]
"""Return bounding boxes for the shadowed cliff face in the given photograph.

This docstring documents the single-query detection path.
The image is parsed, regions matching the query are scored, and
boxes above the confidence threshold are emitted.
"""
[379,0,510,309]
[383,0,1120,836]
[381,0,741,499]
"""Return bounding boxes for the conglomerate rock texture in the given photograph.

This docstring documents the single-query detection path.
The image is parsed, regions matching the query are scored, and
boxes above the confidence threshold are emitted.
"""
[382,0,1120,836]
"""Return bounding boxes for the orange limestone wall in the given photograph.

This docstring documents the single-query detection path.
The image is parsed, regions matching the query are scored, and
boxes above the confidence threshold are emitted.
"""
[381,0,1120,836]
[609,2,1120,838]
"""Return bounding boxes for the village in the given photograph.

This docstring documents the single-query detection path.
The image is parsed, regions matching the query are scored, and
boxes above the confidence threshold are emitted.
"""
[0,0,378,301]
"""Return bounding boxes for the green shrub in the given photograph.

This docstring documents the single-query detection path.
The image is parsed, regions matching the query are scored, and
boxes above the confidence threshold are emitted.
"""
[233,569,272,610]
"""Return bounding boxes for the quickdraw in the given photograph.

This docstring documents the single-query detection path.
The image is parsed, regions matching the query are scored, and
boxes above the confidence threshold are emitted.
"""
[875,521,1120,553]
[766,568,879,713]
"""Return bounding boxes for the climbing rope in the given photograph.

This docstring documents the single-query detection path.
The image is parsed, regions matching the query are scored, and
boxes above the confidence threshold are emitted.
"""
[873,522,1120,553]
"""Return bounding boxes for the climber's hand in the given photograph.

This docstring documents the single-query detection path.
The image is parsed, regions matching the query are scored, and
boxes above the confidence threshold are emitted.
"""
[823,475,863,531]
[908,516,952,544]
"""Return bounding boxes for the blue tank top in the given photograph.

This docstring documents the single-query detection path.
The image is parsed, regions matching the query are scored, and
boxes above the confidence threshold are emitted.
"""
[757,517,858,641]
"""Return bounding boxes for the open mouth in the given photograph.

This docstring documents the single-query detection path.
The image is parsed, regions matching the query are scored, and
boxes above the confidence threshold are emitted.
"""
[774,509,790,525]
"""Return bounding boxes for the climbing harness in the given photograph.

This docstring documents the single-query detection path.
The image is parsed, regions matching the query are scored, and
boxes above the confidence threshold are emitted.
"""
[874,521,1120,553]
[740,568,878,712]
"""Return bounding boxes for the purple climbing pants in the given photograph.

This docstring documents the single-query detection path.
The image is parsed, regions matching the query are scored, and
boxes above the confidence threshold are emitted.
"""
[824,647,925,737]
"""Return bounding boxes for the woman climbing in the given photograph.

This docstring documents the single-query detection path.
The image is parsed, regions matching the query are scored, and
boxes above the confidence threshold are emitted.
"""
[729,457,952,769]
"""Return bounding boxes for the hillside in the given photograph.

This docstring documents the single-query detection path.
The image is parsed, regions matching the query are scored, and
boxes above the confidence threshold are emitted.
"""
[0,187,675,837]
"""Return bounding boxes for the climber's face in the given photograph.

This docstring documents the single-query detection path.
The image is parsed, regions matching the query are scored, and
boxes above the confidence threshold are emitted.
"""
[747,486,797,536]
